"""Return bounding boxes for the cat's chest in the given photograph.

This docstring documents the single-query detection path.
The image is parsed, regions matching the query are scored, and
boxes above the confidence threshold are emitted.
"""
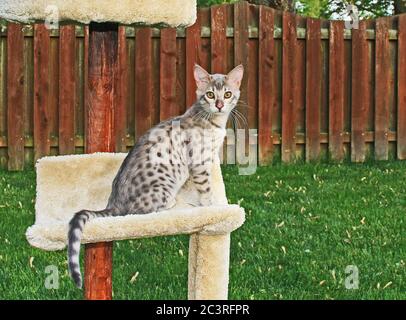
[211,127,226,148]
[185,127,225,154]
[200,127,226,150]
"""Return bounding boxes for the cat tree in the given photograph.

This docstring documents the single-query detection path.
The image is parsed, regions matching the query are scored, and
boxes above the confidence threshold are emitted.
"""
[1,0,246,300]
[26,153,245,299]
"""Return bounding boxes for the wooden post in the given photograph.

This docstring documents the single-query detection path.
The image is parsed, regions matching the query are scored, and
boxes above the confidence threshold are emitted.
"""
[84,242,113,300]
[84,22,118,300]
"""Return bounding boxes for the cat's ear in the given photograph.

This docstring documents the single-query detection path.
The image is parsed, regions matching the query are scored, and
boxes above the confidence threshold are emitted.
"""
[194,64,210,88]
[226,64,244,89]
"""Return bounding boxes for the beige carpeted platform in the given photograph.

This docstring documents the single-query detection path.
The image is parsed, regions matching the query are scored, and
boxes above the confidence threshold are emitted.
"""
[0,0,197,27]
[26,153,245,299]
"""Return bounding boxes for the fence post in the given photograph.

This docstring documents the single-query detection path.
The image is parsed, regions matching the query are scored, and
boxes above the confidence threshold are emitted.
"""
[84,22,118,300]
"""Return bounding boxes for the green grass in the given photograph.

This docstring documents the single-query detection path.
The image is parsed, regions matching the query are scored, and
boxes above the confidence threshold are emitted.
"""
[0,161,405,300]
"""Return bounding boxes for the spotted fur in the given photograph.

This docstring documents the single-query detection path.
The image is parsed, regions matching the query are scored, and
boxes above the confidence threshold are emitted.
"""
[68,64,244,288]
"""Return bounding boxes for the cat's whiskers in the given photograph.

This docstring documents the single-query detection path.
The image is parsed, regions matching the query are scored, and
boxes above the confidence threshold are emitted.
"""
[229,111,241,130]
[192,110,208,123]
[192,109,215,130]
[192,110,205,119]
[230,113,238,131]
[235,111,248,128]
[235,99,253,110]
[231,109,248,129]
[205,112,214,127]
[234,108,248,125]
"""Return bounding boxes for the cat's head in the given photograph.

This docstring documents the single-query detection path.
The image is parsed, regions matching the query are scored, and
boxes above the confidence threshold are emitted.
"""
[193,64,244,115]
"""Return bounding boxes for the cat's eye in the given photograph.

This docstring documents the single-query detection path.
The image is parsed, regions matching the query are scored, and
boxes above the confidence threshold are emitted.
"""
[206,91,215,99]
[224,91,232,99]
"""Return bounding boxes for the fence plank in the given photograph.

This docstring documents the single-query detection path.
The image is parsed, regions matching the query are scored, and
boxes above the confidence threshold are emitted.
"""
[176,39,186,114]
[152,35,160,125]
[199,9,212,73]
[0,26,7,168]
[59,25,76,155]
[135,28,153,138]
[211,5,227,74]
[34,24,51,161]
[351,21,368,163]
[115,26,128,152]
[83,26,89,151]
[281,12,297,163]
[297,17,307,161]
[74,27,85,150]
[211,4,227,163]
[295,15,306,159]
[234,1,249,163]
[398,15,406,160]
[225,4,235,166]
[320,20,329,154]
[7,23,25,170]
[258,6,274,165]
[305,18,322,162]
[329,21,345,161]
[234,1,249,110]
[186,12,202,108]
[247,5,259,166]
[386,16,397,160]
[160,28,178,121]
[49,35,59,154]
[22,33,34,166]
[375,18,390,160]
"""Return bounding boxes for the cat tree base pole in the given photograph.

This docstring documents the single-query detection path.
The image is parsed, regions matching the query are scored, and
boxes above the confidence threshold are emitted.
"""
[84,22,118,300]
[188,233,231,300]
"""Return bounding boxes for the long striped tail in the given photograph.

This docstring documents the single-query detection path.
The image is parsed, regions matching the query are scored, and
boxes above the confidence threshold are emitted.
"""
[67,208,115,288]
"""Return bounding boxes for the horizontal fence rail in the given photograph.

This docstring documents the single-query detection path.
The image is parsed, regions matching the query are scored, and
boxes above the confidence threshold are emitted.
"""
[0,24,401,40]
[0,2,406,170]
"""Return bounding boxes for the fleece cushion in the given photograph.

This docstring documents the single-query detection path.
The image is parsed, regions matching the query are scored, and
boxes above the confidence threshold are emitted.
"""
[26,153,245,251]
[0,0,197,27]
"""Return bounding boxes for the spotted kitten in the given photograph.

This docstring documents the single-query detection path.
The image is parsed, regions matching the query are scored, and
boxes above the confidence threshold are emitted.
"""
[68,64,244,288]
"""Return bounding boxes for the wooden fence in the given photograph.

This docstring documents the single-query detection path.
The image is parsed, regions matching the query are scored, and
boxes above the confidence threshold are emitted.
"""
[0,2,406,170]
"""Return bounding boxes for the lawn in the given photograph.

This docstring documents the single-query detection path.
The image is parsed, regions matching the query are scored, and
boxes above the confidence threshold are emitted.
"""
[0,161,405,300]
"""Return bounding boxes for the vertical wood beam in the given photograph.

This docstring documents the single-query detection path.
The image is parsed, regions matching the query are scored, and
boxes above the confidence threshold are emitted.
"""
[84,22,118,300]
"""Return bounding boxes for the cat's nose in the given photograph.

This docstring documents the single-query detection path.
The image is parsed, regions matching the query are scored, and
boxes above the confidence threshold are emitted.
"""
[215,100,224,111]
